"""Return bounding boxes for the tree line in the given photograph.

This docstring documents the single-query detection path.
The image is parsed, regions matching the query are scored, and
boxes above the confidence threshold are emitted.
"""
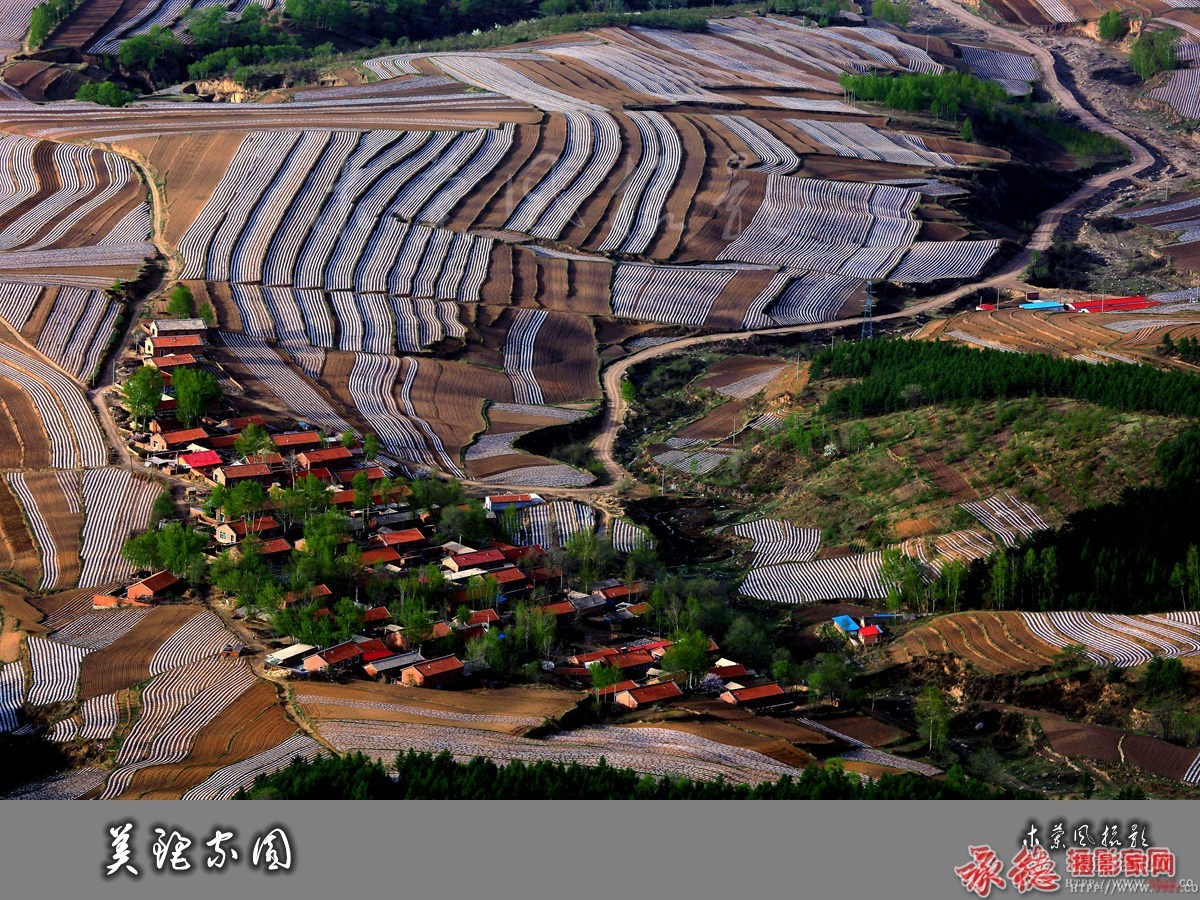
[811,338,1200,420]
[238,748,1022,799]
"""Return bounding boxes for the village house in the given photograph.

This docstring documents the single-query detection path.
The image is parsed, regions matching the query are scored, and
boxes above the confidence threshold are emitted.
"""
[213,463,275,487]
[720,682,789,709]
[483,493,543,513]
[445,548,508,573]
[149,427,209,453]
[148,318,207,339]
[400,654,464,688]
[178,449,222,475]
[144,334,205,358]
[297,447,353,470]
[614,681,683,709]
[272,431,324,452]
[126,570,181,603]
[214,516,282,545]
[363,650,426,683]
[265,643,316,668]
[303,641,363,675]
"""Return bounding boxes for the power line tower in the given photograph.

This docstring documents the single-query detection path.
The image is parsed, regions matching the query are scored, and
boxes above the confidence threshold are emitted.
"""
[861,280,875,341]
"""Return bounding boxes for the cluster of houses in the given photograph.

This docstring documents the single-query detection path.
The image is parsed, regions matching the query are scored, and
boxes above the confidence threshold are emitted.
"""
[556,638,791,713]
[137,317,209,419]
[832,615,887,647]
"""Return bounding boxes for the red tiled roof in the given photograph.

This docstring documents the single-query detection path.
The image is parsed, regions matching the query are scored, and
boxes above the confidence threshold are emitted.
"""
[160,427,209,446]
[610,650,654,670]
[728,683,786,702]
[710,664,748,680]
[221,415,266,430]
[363,606,390,624]
[491,567,530,585]
[208,434,239,449]
[361,547,401,566]
[335,466,384,484]
[131,570,180,593]
[219,463,272,479]
[573,648,619,665]
[355,638,391,663]
[375,528,428,547]
[150,354,197,368]
[406,655,463,677]
[450,549,506,568]
[488,494,533,504]
[594,679,638,697]
[273,431,322,447]
[179,450,222,469]
[257,537,292,555]
[299,447,353,466]
[539,601,575,617]
[151,335,203,349]
[620,681,683,704]
[227,516,279,536]
[319,641,362,666]
[468,609,499,626]
[859,625,882,637]
[600,582,647,601]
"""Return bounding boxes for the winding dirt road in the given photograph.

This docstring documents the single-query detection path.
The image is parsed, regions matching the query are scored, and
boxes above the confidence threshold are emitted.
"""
[577,1,1158,489]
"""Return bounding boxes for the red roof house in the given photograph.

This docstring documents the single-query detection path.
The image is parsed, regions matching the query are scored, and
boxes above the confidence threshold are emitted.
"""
[400,654,464,688]
[126,570,181,602]
[614,681,683,708]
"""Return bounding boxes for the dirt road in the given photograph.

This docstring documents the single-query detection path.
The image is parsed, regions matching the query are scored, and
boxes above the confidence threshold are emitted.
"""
[577,2,1158,489]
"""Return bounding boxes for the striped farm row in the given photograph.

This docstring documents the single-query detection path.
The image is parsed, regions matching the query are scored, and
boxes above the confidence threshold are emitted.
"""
[960,492,1048,548]
[101,659,257,799]
[717,177,920,279]
[148,611,235,677]
[181,734,323,800]
[79,468,159,588]
[26,635,89,706]
[0,342,107,467]
[743,271,862,329]
[220,333,349,434]
[504,112,620,239]
[180,128,507,291]
[347,353,463,477]
[609,518,656,553]
[50,609,149,650]
[503,308,548,405]
[0,661,24,732]
[732,519,821,566]
[230,285,469,356]
[790,119,955,168]
[611,263,738,326]
[597,111,682,255]
[741,551,887,603]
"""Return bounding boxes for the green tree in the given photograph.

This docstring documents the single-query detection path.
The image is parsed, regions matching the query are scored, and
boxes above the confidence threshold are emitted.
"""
[117,26,188,85]
[1053,643,1091,675]
[589,661,624,706]
[123,365,165,427]
[150,490,176,523]
[960,117,975,143]
[339,429,356,450]
[28,4,52,47]
[806,653,852,702]
[171,366,221,426]
[234,423,275,458]
[1130,28,1177,81]
[363,432,380,461]
[659,630,710,688]
[166,283,195,318]
[435,500,489,545]
[915,685,950,755]
[1142,657,1186,699]
[1098,9,1128,42]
